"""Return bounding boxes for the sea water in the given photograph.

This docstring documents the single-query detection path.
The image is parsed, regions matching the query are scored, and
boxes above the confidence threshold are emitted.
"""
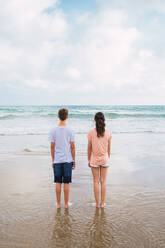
[0,105,165,153]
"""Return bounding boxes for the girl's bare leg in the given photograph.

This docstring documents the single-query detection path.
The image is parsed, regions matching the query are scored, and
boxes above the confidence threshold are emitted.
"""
[56,183,61,208]
[100,167,108,207]
[64,183,70,208]
[91,167,100,208]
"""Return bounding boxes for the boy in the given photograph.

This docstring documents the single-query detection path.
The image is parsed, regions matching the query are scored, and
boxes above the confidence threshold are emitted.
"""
[49,108,75,208]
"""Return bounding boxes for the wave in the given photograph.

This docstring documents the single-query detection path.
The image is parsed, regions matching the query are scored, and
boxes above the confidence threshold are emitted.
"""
[1,131,165,136]
[1,112,165,120]
[0,133,47,136]
[106,113,165,119]
[0,114,22,120]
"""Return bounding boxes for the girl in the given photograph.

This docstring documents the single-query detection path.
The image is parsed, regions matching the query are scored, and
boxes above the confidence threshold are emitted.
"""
[88,112,112,208]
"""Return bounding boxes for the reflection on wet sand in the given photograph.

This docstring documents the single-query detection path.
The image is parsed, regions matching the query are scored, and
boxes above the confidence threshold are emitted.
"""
[51,208,115,248]
[85,208,115,248]
[51,209,73,248]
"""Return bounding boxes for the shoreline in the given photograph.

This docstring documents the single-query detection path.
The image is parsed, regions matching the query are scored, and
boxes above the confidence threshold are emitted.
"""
[1,151,165,187]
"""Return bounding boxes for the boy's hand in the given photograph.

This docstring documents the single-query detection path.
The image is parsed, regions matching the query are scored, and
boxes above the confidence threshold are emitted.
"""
[72,161,75,170]
[52,163,54,168]
[88,162,91,167]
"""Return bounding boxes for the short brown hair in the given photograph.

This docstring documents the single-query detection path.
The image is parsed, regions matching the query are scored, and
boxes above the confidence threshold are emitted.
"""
[58,108,68,121]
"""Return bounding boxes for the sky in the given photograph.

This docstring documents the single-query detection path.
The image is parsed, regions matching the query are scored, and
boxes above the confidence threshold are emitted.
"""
[0,0,165,105]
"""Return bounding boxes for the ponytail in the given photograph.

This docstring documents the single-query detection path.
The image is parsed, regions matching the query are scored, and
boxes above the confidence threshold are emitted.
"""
[94,112,105,137]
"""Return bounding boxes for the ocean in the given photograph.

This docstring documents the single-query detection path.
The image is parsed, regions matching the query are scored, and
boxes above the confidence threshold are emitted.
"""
[0,105,165,153]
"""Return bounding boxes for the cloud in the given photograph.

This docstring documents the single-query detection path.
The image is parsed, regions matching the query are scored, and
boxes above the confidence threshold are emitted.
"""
[73,10,140,87]
[0,0,68,86]
[66,67,80,79]
[0,0,165,104]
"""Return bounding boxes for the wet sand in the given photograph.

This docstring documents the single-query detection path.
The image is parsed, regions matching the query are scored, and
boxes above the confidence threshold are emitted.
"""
[0,154,165,248]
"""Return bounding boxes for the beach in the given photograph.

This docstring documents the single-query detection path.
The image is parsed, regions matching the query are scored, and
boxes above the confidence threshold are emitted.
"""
[0,105,165,247]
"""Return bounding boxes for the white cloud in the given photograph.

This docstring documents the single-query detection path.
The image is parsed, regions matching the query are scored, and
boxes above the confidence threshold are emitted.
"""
[65,9,141,89]
[0,0,165,104]
[66,67,80,79]
[0,0,69,86]
[24,79,49,88]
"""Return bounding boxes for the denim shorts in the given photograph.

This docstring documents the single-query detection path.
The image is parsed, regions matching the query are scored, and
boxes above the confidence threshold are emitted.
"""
[53,162,73,183]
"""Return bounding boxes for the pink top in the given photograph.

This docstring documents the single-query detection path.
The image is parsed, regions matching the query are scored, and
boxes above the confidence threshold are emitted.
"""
[88,128,111,165]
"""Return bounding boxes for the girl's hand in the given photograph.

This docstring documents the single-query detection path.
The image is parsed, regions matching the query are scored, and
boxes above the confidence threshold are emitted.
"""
[52,163,54,168]
[88,162,91,167]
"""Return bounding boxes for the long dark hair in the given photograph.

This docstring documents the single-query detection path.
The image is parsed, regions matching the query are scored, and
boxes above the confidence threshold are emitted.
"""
[94,112,105,137]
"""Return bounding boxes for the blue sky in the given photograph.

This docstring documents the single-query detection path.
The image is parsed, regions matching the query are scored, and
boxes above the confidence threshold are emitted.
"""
[59,0,97,12]
[0,0,165,105]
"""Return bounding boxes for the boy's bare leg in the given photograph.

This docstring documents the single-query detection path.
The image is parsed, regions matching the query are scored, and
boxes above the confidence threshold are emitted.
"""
[91,167,100,208]
[100,167,108,207]
[56,183,61,208]
[64,183,70,208]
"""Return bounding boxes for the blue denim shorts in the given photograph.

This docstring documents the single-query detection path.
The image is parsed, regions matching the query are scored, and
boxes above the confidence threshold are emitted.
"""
[53,162,73,183]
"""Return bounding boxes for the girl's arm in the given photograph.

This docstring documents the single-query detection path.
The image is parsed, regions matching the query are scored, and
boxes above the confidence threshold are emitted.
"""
[88,140,92,165]
[108,136,112,158]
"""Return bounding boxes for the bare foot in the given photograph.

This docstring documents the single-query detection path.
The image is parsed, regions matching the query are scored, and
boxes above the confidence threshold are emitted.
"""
[96,204,100,208]
[100,203,104,208]
[57,204,61,209]
[65,204,69,209]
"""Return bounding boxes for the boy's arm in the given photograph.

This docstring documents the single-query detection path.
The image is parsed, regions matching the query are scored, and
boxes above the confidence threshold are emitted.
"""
[88,140,92,166]
[50,142,55,168]
[70,142,75,169]
[108,136,112,158]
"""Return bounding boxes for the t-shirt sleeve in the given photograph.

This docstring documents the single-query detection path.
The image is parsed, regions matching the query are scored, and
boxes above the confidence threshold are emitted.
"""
[70,130,75,142]
[49,129,55,143]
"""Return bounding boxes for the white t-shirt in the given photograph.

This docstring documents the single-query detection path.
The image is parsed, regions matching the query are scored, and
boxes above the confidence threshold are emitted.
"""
[49,126,74,163]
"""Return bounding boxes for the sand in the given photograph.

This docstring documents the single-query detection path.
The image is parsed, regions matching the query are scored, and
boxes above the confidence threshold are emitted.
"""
[0,153,165,248]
